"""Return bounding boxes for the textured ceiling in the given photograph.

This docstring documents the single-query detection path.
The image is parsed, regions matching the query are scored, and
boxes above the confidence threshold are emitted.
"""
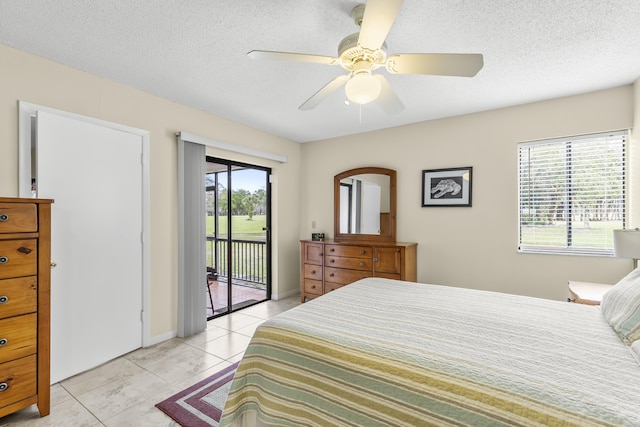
[1,1,640,143]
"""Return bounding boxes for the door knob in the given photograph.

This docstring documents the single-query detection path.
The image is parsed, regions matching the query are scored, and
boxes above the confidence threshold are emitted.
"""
[51,261,57,268]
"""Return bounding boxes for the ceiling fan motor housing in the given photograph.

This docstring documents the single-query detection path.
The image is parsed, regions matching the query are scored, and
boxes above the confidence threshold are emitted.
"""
[338,32,387,72]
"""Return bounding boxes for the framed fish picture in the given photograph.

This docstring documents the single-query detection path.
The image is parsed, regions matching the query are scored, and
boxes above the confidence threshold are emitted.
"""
[422,167,472,207]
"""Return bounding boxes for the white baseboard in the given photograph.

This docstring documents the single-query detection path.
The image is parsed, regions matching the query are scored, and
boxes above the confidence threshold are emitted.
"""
[144,330,177,347]
[272,289,300,300]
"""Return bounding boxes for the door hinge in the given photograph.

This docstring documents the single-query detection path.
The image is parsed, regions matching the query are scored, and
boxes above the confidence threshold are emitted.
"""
[140,310,144,322]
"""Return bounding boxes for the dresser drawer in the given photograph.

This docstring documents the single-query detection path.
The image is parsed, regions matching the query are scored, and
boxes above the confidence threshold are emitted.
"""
[303,279,323,296]
[324,244,371,258]
[302,242,323,265]
[0,277,37,320]
[324,282,346,293]
[373,247,402,275]
[374,272,401,280]
[325,267,372,285]
[0,354,37,409]
[325,256,372,271]
[0,204,37,234]
[303,264,323,281]
[0,240,37,280]
[0,314,37,364]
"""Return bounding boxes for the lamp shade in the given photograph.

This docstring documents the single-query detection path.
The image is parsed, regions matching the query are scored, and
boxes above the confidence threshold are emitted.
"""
[345,73,382,104]
[613,228,640,258]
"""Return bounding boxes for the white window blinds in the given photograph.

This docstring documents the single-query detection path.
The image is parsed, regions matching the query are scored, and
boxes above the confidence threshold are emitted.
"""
[518,130,627,255]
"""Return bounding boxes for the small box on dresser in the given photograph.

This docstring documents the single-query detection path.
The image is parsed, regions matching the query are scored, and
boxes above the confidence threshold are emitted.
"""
[300,239,417,302]
[0,197,53,418]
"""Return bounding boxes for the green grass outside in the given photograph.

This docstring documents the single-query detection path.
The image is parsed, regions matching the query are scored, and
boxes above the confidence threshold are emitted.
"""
[207,214,266,239]
[521,220,622,248]
[206,214,267,283]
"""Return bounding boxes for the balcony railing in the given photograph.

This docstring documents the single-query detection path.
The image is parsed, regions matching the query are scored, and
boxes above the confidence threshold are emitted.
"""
[206,236,267,288]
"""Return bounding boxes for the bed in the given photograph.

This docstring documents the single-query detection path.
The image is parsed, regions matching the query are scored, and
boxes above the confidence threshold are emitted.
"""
[219,272,640,427]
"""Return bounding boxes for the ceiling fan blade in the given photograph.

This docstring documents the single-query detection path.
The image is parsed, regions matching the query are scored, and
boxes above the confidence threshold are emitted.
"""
[299,75,350,111]
[387,53,484,77]
[357,0,404,51]
[374,75,405,114]
[248,50,338,65]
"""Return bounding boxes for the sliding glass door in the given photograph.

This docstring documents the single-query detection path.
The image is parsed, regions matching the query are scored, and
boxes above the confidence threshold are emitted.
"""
[205,157,271,319]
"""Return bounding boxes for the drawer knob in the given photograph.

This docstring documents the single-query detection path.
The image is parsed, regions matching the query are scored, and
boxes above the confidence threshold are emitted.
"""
[330,248,335,252]
[310,285,316,289]
[329,273,334,277]
[359,250,365,255]
[330,259,335,263]
[0,296,7,304]
[0,214,8,222]
[373,257,379,262]
[0,382,8,392]
[0,338,7,347]
[17,247,32,255]
[359,262,365,267]
[0,256,7,265]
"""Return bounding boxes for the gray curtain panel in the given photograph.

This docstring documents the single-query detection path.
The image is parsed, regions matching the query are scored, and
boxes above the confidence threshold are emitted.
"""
[177,137,207,337]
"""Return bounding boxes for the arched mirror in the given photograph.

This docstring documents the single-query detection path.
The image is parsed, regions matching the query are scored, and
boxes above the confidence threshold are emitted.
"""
[334,167,396,242]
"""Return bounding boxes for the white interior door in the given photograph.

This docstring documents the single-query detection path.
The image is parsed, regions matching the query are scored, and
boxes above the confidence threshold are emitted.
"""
[339,185,350,233]
[36,110,143,383]
[361,182,381,234]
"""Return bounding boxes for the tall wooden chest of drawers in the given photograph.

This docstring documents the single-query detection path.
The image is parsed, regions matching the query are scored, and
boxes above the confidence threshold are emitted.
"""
[300,239,417,302]
[0,198,52,418]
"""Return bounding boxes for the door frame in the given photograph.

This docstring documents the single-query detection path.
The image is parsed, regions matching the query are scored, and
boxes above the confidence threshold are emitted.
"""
[17,101,153,346]
[206,156,272,317]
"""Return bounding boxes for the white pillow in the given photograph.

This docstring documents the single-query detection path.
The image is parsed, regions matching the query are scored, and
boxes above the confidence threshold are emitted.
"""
[600,267,640,345]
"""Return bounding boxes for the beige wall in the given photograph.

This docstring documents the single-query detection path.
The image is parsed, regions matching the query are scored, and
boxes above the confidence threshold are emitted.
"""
[0,44,301,340]
[301,86,637,301]
[2,42,637,341]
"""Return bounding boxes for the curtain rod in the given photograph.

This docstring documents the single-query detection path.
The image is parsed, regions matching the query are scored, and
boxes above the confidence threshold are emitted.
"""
[177,131,288,164]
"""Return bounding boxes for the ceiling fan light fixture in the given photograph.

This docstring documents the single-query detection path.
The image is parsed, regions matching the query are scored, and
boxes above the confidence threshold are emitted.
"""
[345,72,382,104]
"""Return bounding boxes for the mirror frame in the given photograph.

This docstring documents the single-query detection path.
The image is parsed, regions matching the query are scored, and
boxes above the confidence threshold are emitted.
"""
[334,167,396,242]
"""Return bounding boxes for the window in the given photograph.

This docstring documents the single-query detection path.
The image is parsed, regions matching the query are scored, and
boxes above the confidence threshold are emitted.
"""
[518,130,627,255]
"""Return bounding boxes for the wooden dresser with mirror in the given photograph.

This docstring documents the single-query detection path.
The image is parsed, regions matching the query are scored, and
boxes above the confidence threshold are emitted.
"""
[300,167,417,302]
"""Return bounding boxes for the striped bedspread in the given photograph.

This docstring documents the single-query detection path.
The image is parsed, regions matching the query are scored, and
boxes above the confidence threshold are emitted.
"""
[220,278,640,427]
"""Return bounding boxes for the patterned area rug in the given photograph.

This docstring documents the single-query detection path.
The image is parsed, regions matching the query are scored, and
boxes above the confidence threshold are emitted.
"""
[156,362,239,427]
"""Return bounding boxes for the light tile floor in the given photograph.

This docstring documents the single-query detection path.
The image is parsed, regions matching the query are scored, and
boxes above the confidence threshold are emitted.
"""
[0,296,301,427]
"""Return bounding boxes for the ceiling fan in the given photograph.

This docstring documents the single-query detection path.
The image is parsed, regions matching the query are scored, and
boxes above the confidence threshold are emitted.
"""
[247,0,483,114]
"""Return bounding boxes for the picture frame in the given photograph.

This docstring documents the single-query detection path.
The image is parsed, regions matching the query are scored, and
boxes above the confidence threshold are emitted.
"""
[422,167,473,207]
